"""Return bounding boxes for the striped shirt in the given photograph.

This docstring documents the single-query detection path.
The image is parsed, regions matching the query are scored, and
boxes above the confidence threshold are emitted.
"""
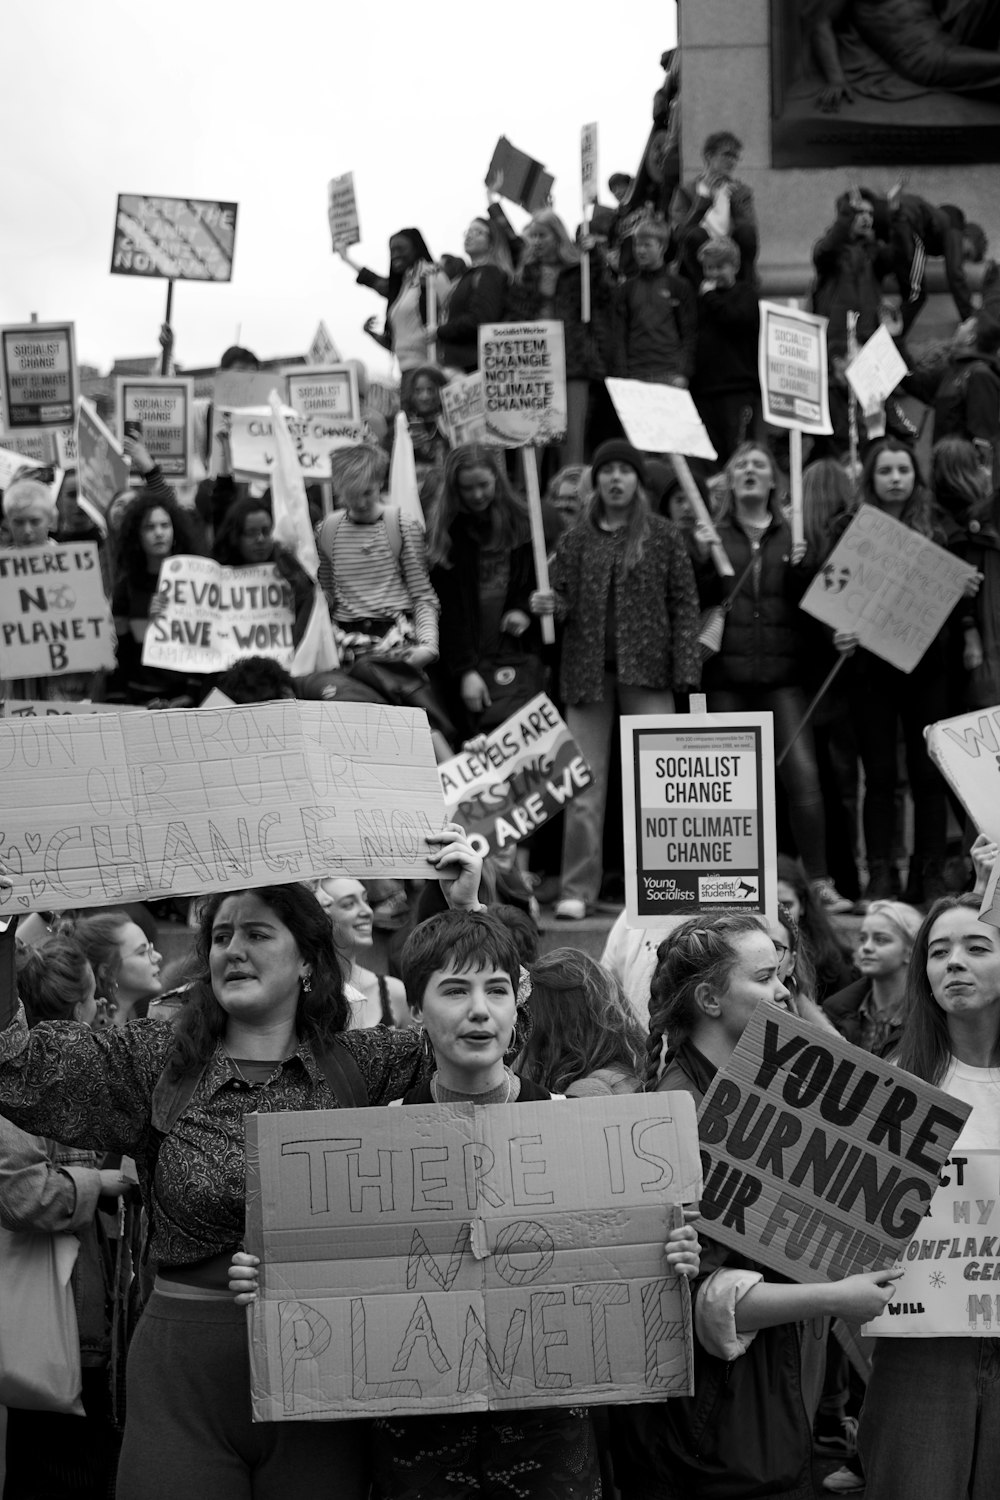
[316,509,439,653]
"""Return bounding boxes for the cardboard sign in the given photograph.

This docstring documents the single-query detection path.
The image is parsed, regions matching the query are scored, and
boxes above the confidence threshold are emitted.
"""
[111,194,238,281]
[845,326,908,414]
[213,371,285,414]
[142,556,296,674]
[606,379,718,461]
[284,366,361,422]
[485,138,554,215]
[441,373,487,447]
[0,542,115,678]
[758,301,832,435]
[478,322,567,448]
[925,706,1000,844]
[1,700,139,717]
[0,431,56,468]
[799,505,976,674]
[621,713,777,926]
[438,694,593,857]
[862,1151,1000,1338]
[695,1007,971,1284]
[307,322,341,366]
[77,398,130,530]
[581,122,599,207]
[0,324,78,430]
[225,407,363,482]
[116,376,195,478]
[245,1094,701,1421]
[0,700,446,912]
[327,173,360,248]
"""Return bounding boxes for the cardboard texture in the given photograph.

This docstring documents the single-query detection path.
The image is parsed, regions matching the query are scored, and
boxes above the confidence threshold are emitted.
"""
[0,323,77,430]
[327,174,360,248]
[438,694,592,857]
[621,713,778,926]
[0,700,445,913]
[758,302,832,435]
[605,380,718,461]
[77,398,129,529]
[142,556,297,674]
[695,1007,971,1284]
[116,376,195,478]
[1,700,140,717]
[111,195,238,281]
[0,543,115,678]
[925,707,1000,843]
[800,505,976,674]
[442,374,488,447]
[245,1094,702,1422]
[283,366,360,422]
[862,1151,1000,1338]
[478,323,567,448]
[224,407,363,482]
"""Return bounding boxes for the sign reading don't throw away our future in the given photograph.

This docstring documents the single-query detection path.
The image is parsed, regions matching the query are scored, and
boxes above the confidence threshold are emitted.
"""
[245,1093,702,1421]
[0,701,445,912]
[695,1006,971,1284]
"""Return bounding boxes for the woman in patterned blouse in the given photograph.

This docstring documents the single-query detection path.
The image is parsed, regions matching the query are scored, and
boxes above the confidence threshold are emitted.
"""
[0,828,480,1500]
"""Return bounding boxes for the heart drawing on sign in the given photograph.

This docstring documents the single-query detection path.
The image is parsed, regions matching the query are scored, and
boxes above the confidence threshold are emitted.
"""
[29,879,46,902]
[25,833,41,855]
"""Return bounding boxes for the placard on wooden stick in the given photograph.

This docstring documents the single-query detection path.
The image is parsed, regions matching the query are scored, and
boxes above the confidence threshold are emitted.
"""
[695,1006,970,1283]
[246,1094,701,1421]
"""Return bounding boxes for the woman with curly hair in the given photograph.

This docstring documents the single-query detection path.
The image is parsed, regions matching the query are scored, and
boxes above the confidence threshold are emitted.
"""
[833,437,980,902]
[610,913,902,1500]
[110,490,203,706]
[211,494,315,649]
[0,829,485,1500]
[517,947,645,1095]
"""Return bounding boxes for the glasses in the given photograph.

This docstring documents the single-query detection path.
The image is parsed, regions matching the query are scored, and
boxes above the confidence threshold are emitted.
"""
[772,942,790,961]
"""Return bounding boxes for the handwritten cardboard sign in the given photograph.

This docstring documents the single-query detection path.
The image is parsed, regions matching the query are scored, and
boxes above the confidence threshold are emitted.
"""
[77,398,130,530]
[479,322,567,448]
[621,713,777,926]
[142,556,297,674]
[800,505,975,673]
[0,543,115,678]
[438,694,592,857]
[695,1007,971,1284]
[225,407,363,482]
[925,707,1000,844]
[441,373,487,447]
[758,301,832,435]
[116,376,195,478]
[245,1093,701,1421]
[0,701,445,912]
[111,194,238,281]
[845,326,907,414]
[327,174,360,248]
[862,1151,1000,1338]
[606,379,718,461]
[284,366,360,422]
[0,323,78,430]
[1,700,140,718]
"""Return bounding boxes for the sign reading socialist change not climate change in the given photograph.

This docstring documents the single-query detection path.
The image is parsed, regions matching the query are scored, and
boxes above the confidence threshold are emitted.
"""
[621,713,777,927]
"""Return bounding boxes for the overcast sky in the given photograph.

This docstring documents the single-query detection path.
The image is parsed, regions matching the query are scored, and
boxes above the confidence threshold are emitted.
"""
[1,0,676,379]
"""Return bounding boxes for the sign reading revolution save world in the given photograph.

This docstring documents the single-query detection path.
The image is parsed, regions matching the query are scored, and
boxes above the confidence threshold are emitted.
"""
[143,556,297,673]
[111,195,238,281]
[621,713,777,926]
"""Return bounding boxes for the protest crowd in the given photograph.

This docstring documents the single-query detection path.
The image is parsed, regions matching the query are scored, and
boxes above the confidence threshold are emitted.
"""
[0,35,999,1500]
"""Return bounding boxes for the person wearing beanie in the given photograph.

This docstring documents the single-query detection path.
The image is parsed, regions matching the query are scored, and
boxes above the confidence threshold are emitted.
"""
[530,443,701,919]
[616,214,696,389]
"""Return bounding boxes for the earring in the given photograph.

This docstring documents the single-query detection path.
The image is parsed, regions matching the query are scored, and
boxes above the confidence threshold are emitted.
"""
[418,1023,434,1062]
[301,971,313,994]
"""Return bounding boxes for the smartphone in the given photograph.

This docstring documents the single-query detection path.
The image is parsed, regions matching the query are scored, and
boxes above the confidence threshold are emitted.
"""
[123,419,143,440]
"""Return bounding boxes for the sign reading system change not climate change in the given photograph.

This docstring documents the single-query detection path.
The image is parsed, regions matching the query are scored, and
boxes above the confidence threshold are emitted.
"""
[479,322,567,448]
[621,713,777,926]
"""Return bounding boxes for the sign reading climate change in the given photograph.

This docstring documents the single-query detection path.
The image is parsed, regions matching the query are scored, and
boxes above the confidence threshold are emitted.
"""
[758,301,832,436]
[478,322,567,447]
[111,195,238,281]
[621,713,777,926]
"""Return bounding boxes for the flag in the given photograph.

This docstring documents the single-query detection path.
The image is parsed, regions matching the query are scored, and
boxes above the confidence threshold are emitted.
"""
[267,389,338,671]
[388,410,424,529]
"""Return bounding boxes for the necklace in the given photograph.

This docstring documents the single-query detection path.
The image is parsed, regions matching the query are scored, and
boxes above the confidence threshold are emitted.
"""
[430,1067,516,1105]
[225,1052,290,1087]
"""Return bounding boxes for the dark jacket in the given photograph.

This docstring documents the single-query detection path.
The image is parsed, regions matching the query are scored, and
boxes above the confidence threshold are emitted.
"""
[611,1040,817,1500]
[431,514,541,681]
[699,511,814,690]
[692,283,760,398]
[824,978,905,1058]
[671,177,759,287]
[892,196,973,320]
[933,349,1000,450]
[813,205,893,361]
[617,265,697,383]
[550,513,701,703]
[505,261,619,382]
[437,265,509,372]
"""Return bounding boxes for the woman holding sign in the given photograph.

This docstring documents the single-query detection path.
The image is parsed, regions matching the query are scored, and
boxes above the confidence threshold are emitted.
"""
[110,491,204,707]
[0,829,478,1500]
[857,893,1000,1500]
[610,912,903,1500]
[212,496,314,649]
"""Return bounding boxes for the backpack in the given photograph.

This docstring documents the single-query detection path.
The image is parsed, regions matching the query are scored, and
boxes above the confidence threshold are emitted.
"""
[316,505,403,565]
